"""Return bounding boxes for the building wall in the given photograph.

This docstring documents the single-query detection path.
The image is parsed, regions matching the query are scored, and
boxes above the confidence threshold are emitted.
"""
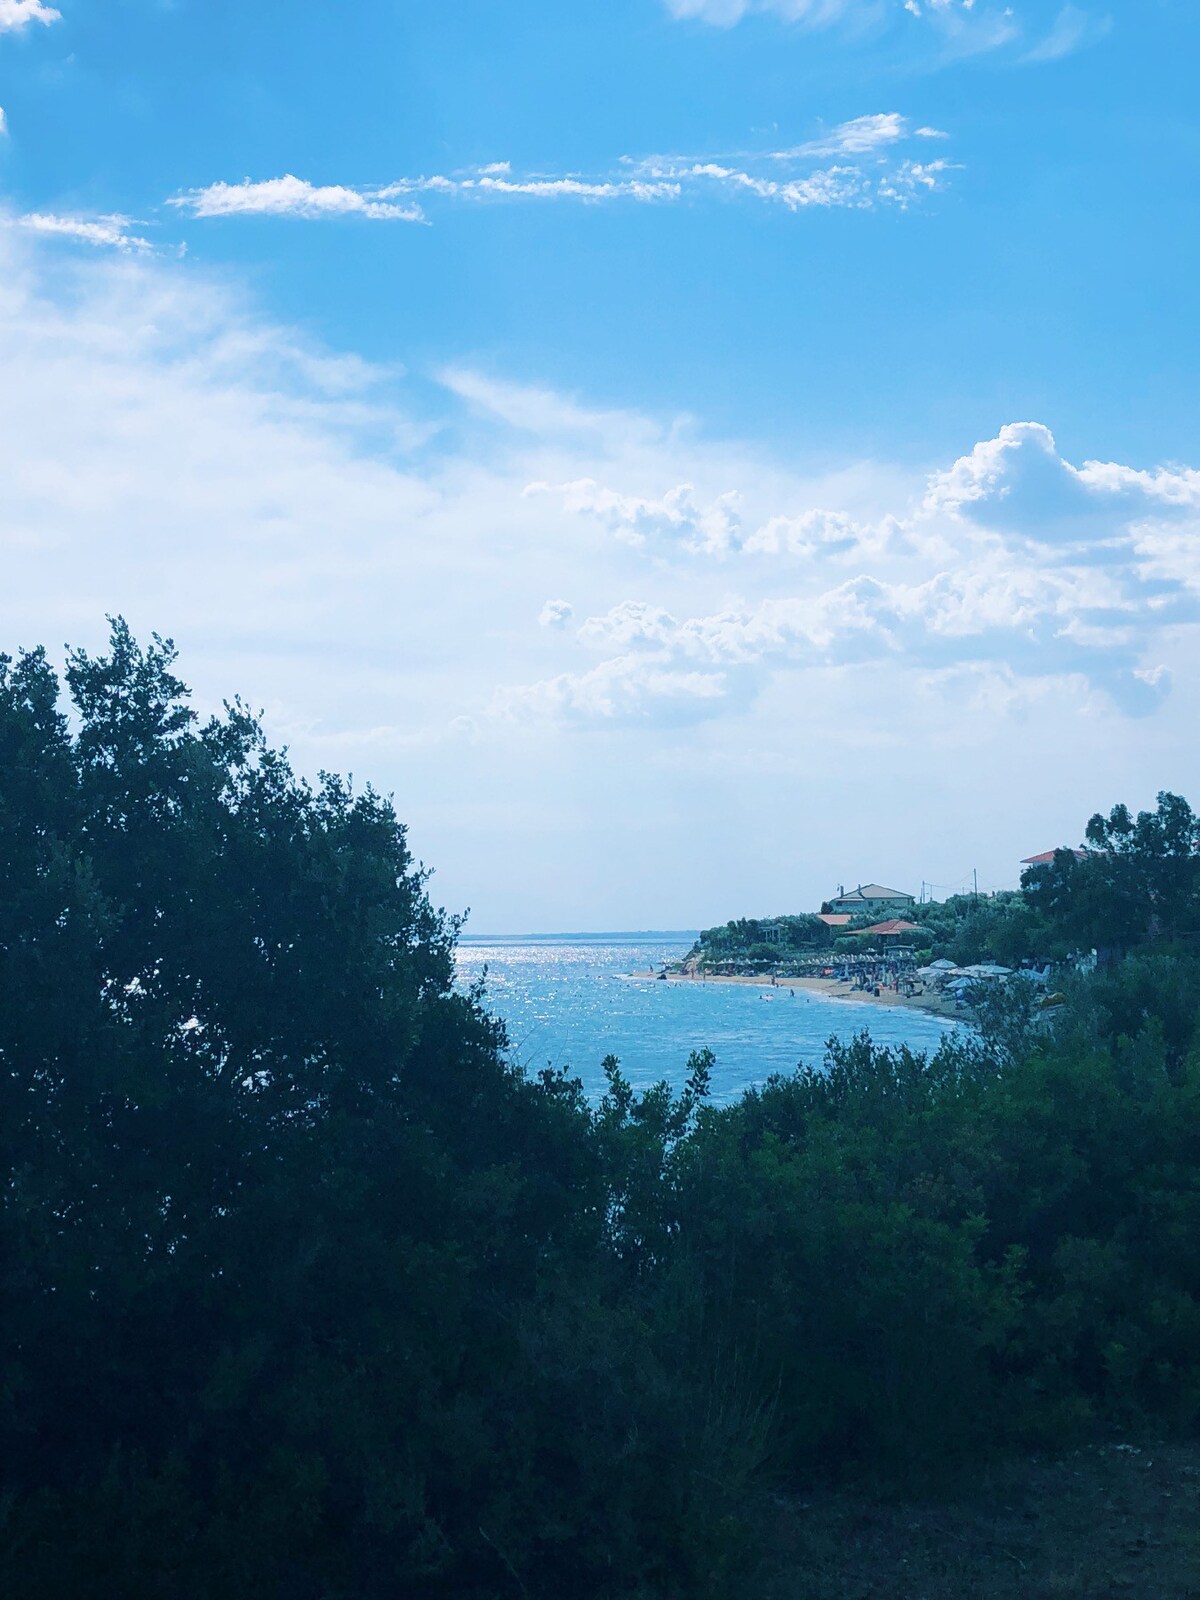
[830,893,915,915]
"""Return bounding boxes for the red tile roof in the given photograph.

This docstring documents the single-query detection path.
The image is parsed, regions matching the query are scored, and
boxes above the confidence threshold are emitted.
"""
[856,919,922,936]
[1021,849,1088,866]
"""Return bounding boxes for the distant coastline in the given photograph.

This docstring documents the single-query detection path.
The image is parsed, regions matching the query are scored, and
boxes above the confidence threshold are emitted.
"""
[458,930,700,944]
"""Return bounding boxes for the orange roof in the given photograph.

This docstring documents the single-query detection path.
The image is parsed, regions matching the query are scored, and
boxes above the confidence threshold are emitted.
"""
[1021,848,1087,865]
[855,919,922,936]
[816,913,853,927]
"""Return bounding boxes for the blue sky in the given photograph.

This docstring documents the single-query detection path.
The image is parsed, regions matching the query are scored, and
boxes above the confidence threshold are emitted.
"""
[2,0,1198,929]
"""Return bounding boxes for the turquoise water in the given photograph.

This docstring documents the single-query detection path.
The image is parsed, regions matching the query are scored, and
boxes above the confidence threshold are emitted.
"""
[456,933,959,1107]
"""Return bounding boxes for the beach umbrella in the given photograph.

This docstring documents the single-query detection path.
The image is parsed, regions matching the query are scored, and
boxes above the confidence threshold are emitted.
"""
[929,958,958,971]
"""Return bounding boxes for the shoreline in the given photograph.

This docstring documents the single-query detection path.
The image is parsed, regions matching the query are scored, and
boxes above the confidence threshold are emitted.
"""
[647,970,965,1022]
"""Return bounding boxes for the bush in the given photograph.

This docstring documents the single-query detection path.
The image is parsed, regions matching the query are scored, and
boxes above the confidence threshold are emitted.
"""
[5,625,1200,1594]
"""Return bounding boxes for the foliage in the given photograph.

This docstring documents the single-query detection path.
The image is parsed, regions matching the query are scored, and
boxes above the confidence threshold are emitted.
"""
[905,891,1060,966]
[1021,792,1200,951]
[668,968,1200,1482]
[4,625,1200,1597]
[694,915,831,965]
[0,625,752,1600]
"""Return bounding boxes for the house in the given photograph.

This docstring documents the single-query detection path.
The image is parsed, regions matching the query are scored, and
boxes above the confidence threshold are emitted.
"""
[1021,849,1087,868]
[854,919,922,939]
[1021,849,1088,890]
[826,883,916,916]
[815,913,853,930]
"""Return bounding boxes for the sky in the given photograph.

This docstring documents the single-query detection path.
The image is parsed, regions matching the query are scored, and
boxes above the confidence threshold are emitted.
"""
[2,0,1198,931]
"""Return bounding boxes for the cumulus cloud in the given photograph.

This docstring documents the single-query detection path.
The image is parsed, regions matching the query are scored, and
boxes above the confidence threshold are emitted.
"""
[528,477,887,560]
[502,418,1200,727]
[924,422,1200,550]
[743,508,887,556]
[494,653,732,728]
[173,119,954,227]
[524,479,743,554]
[539,598,575,628]
[519,561,1179,724]
[0,0,60,32]
[7,220,1191,931]
[3,223,1197,929]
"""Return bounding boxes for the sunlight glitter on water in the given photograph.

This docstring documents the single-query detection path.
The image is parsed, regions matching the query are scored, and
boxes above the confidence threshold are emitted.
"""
[456,935,959,1106]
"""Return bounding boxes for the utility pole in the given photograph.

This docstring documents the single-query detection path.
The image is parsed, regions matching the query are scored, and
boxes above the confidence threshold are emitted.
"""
[973,867,979,902]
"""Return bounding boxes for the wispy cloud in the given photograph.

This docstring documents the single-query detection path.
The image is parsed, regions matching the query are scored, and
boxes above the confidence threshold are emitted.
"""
[665,0,1105,64]
[170,175,425,222]
[784,111,944,157]
[666,0,994,27]
[1,225,1194,922]
[172,117,953,226]
[14,212,155,253]
[1023,3,1108,62]
[665,0,861,24]
[0,0,60,32]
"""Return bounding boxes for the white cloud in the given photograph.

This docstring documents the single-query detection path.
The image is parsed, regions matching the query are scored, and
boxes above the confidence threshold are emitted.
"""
[502,416,1200,728]
[743,508,887,556]
[384,172,681,204]
[529,477,887,560]
[774,112,947,159]
[444,368,665,448]
[664,0,850,23]
[924,422,1200,547]
[525,479,743,554]
[0,107,7,137]
[783,111,910,157]
[539,599,575,628]
[170,175,425,223]
[0,0,60,32]
[14,212,155,253]
[495,653,731,728]
[174,120,954,228]
[1023,3,1109,62]
[665,0,1098,63]
[2,225,1196,928]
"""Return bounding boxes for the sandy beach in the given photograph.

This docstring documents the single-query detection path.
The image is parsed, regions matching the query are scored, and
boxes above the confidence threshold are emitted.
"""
[654,971,965,1022]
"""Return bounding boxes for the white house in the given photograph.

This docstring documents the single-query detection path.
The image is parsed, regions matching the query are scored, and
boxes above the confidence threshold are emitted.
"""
[826,883,916,916]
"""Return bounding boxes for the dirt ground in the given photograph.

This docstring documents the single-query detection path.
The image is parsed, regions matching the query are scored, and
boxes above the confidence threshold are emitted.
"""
[766,1442,1200,1599]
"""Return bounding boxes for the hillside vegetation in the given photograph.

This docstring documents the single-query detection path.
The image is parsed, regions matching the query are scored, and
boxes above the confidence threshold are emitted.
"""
[692,800,1200,970]
[3,625,1199,1599]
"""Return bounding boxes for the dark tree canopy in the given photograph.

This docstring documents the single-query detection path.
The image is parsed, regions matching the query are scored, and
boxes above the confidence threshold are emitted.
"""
[0,623,729,1600]
[4,626,1200,1600]
[1021,792,1200,951]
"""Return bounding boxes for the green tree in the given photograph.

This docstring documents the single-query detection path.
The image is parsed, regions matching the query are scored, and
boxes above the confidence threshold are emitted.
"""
[0,623,741,1600]
[1023,793,1200,951]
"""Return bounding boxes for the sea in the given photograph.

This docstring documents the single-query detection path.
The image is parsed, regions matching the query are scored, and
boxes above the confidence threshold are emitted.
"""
[456,932,959,1107]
